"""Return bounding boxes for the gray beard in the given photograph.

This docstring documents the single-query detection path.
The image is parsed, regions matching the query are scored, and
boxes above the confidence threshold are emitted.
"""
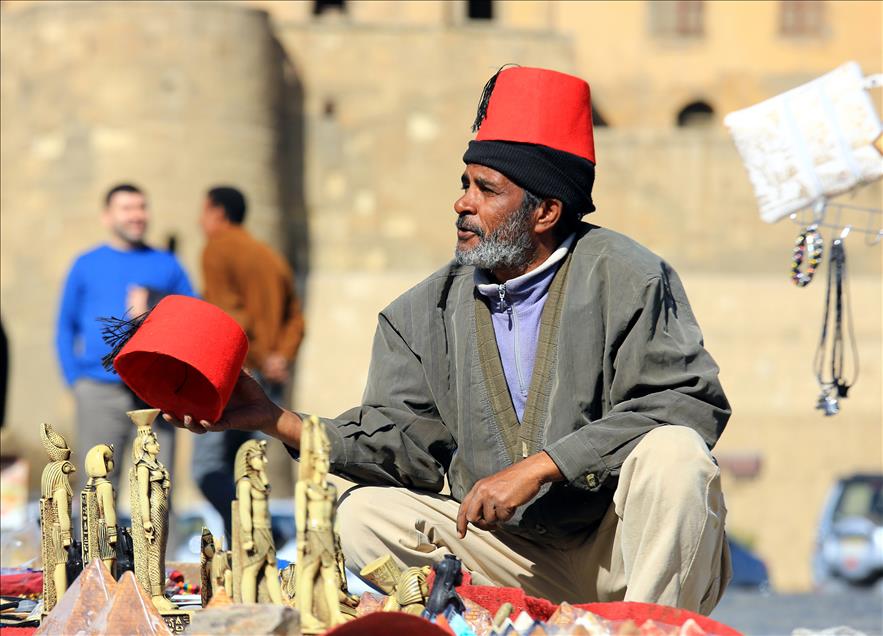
[454,198,536,272]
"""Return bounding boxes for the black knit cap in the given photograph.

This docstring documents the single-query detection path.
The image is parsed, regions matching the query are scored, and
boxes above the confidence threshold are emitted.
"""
[463,140,596,216]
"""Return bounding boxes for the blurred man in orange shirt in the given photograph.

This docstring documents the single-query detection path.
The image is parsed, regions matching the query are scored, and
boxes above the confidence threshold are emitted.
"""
[193,185,304,536]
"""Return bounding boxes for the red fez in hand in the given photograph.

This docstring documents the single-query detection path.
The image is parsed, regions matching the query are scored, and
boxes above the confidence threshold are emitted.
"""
[102,295,248,422]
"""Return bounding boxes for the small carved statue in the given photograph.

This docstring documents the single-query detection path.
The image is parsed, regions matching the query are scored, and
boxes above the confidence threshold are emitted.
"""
[115,526,135,577]
[199,528,213,608]
[422,554,465,619]
[39,422,76,614]
[200,529,233,607]
[231,439,283,605]
[295,416,348,633]
[81,443,118,576]
[280,563,297,604]
[128,409,177,611]
[389,566,431,615]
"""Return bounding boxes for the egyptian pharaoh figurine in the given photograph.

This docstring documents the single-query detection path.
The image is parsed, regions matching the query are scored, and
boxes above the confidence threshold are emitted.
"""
[127,409,177,611]
[295,417,347,633]
[81,444,118,576]
[39,422,76,614]
[231,439,283,605]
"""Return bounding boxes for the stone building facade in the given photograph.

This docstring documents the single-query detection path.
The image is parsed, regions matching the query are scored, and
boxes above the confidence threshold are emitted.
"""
[1,0,880,591]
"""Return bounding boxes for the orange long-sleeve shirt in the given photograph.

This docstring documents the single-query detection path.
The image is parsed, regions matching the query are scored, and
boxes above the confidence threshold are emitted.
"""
[202,225,304,370]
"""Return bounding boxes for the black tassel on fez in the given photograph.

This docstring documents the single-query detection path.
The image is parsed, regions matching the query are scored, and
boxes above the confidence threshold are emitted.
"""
[471,64,519,133]
[99,309,152,373]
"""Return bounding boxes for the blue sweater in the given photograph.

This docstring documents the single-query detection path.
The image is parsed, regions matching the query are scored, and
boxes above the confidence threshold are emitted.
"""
[55,244,195,386]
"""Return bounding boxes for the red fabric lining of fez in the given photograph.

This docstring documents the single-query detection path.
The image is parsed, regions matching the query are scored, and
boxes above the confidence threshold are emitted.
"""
[475,66,595,164]
[113,295,248,422]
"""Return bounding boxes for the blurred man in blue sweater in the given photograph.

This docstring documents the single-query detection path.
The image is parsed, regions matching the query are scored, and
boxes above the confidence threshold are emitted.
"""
[56,184,194,494]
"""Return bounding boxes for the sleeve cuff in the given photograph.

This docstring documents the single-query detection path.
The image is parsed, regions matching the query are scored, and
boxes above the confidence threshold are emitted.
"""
[284,413,348,468]
[544,433,609,493]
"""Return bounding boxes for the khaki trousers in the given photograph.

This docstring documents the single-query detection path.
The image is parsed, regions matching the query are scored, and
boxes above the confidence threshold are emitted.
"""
[337,425,731,615]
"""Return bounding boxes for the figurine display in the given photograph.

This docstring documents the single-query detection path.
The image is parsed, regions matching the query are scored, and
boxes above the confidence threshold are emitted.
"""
[39,423,76,614]
[294,416,349,633]
[128,409,176,611]
[231,439,283,605]
[81,443,118,575]
[423,554,466,619]
[360,555,430,615]
[200,528,232,607]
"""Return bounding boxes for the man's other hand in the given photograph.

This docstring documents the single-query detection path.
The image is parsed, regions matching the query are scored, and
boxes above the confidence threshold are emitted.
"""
[126,285,149,316]
[261,352,289,384]
[456,451,564,538]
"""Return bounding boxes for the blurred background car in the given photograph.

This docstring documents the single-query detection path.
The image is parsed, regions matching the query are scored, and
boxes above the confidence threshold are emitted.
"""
[727,537,771,593]
[813,473,883,590]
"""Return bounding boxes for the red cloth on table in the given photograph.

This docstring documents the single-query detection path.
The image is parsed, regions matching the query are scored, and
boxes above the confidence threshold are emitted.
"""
[0,572,41,597]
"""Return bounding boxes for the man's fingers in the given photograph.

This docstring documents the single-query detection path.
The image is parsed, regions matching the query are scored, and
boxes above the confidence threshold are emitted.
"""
[181,415,208,435]
[464,489,485,531]
[163,413,189,430]
[202,418,229,432]
[456,494,471,538]
[481,499,498,526]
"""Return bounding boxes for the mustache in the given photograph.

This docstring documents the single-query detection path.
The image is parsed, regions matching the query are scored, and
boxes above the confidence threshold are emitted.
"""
[456,217,485,238]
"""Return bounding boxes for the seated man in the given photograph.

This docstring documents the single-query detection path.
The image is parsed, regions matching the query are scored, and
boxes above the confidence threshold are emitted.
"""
[170,66,732,614]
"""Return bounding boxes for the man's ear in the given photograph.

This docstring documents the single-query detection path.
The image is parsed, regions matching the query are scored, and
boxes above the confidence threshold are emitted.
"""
[534,198,563,236]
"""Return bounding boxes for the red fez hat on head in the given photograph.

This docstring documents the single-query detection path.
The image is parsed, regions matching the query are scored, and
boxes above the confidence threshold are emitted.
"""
[101,295,248,423]
[463,65,597,216]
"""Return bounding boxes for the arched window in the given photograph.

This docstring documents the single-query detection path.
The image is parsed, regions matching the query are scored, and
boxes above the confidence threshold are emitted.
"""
[314,0,346,16]
[467,0,493,20]
[676,101,714,127]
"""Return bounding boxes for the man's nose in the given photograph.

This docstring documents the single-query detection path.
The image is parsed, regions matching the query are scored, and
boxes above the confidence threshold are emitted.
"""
[454,192,473,216]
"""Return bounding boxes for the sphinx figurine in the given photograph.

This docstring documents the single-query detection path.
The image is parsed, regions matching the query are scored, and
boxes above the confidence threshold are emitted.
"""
[81,443,118,576]
[231,439,283,604]
[39,422,76,615]
[127,409,177,611]
[295,416,348,633]
[360,555,431,615]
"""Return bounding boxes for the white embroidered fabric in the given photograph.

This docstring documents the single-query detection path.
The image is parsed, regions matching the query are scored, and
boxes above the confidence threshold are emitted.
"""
[724,62,883,223]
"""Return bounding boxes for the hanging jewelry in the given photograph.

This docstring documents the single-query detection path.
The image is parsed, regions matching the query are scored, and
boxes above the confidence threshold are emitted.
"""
[813,230,859,416]
[790,224,824,287]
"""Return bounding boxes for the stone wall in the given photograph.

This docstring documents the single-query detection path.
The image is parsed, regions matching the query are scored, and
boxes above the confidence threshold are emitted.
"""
[0,0,304,491]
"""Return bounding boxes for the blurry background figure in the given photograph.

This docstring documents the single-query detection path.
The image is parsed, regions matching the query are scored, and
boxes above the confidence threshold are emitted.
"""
[194,185,305,539]
[54,184,195,495]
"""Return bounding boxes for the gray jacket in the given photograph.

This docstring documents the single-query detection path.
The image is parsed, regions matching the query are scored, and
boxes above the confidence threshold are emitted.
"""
[294,224,730,547]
